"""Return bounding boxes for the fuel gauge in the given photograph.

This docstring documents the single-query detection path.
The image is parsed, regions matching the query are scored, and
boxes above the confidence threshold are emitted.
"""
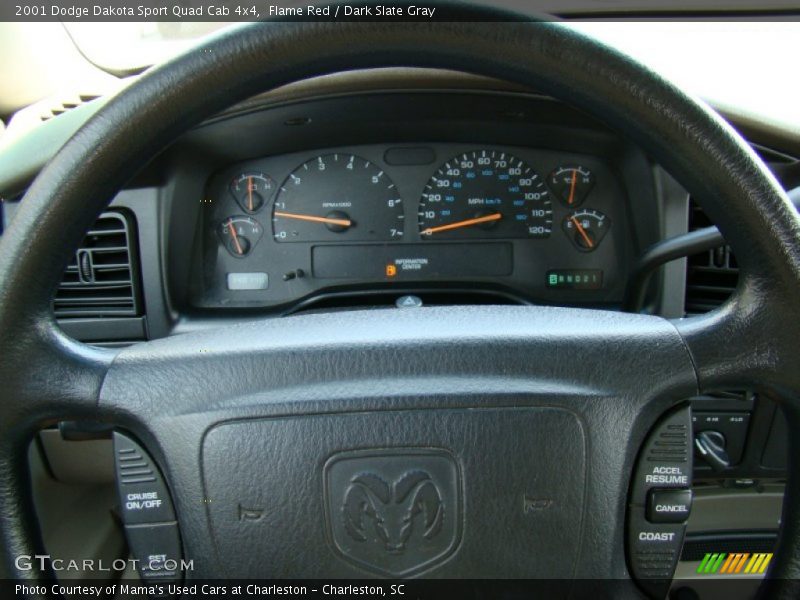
[219,216,263,258]
[229,173,275,213]
[549,166,595,207]
[562,209,610,252]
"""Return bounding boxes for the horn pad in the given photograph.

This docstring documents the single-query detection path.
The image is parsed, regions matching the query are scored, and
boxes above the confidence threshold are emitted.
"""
[202,408,586,578]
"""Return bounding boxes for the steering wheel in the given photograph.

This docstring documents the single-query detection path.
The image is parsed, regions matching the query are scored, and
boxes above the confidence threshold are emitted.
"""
[2,4,799,598]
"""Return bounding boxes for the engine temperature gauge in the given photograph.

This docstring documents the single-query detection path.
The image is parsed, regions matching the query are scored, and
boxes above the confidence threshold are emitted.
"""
[229,173,275,213]
[549,166,595,207]
[219,216,263,258]
[562,209,610,252]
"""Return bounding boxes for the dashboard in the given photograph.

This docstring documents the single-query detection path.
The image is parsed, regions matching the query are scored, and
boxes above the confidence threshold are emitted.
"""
[193,141,631,310]
[1,80,686,331]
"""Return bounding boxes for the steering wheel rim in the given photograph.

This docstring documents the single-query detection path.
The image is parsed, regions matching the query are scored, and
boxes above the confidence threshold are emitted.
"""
[1,6,799,596]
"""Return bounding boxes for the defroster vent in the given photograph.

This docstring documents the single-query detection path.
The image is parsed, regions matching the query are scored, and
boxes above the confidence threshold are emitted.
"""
[54,211,141,318]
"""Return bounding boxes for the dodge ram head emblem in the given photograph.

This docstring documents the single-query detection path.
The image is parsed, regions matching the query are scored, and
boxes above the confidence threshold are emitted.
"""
[343,471,443,552]
[324,449,462,576]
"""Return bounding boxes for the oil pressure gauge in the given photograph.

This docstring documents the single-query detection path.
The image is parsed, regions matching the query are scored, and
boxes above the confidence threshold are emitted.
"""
[229,173,275,213]
[562,209,610,252]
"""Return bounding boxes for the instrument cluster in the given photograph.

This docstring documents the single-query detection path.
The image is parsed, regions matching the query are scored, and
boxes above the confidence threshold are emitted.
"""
[194,144,631,310]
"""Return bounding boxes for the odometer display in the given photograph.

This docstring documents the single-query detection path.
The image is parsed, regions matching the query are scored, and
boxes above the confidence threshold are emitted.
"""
[418,150,552,240]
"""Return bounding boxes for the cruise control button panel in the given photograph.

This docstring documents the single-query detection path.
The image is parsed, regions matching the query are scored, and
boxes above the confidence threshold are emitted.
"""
[627,405,693,598]
[113,432,183,584]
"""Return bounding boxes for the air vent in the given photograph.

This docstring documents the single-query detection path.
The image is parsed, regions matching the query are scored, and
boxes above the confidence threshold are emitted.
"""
[684,200,738,315]
[54,211,141,318]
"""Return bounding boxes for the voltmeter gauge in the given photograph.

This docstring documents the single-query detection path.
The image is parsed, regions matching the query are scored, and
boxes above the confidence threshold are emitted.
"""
[562,209,610,252]
[229,173,275,213]
[549,166,595,207]
[219,216,263,258]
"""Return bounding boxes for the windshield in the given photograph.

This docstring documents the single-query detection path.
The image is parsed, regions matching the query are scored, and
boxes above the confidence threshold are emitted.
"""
[64,22,229,72]
[570,22,800,129]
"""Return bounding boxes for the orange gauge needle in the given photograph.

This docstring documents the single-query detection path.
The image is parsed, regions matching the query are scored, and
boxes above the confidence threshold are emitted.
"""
[227,221,244,255]
[421,212,502,236]
[570,216,594,249]
[274,211,352,228]
[567,169,578,205]
[247,176,254,211]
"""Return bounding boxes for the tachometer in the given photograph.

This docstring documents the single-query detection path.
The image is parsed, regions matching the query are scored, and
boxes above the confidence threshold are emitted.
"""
[272,154,404,242]
[418,150,551,240]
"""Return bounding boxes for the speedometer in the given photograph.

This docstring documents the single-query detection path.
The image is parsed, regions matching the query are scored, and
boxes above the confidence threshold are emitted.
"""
[418,150,552,240]
[273,153,404,243]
